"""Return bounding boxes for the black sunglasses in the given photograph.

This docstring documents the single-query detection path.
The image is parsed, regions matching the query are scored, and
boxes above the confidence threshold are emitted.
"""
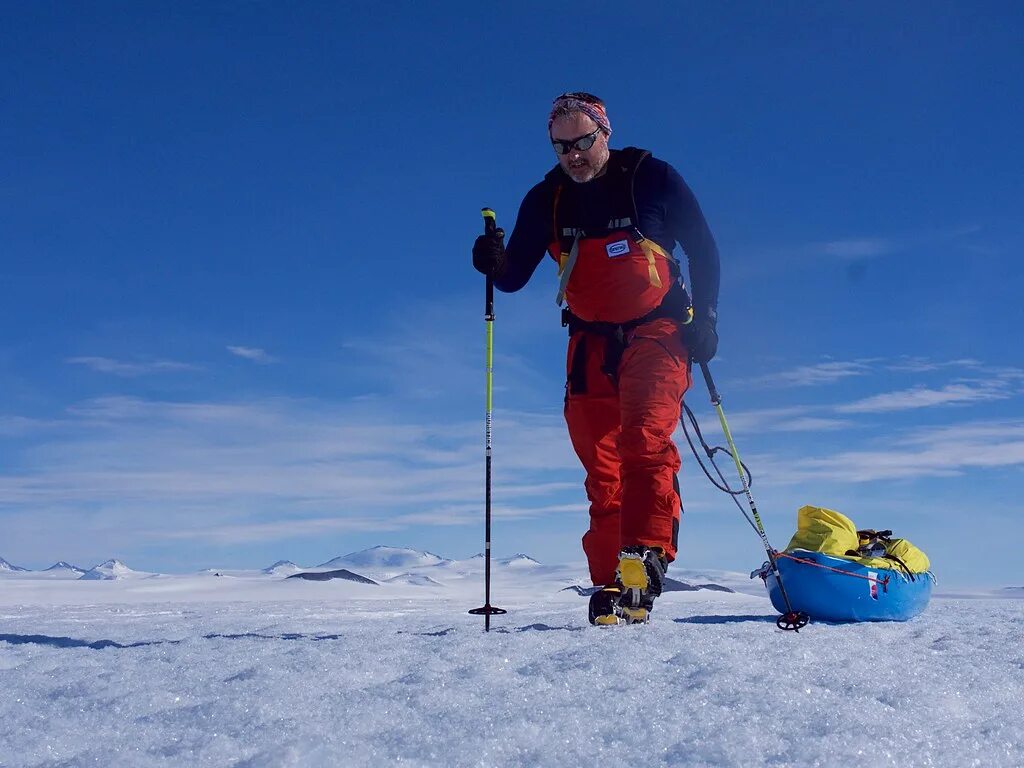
[551,127,602,155]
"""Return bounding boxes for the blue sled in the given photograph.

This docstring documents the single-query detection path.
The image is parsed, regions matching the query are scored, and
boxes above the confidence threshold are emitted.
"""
[764,550,932,622]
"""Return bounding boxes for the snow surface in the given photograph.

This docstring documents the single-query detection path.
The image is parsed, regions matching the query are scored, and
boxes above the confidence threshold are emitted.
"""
[1,550,1022,767]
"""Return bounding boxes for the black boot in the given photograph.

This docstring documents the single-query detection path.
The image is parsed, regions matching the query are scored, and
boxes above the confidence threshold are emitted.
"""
[588,584,625,626]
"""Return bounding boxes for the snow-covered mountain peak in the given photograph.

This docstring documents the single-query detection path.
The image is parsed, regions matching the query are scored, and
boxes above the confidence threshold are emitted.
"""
[80,559,152,580]
[263,560,301,575]
[317,546,448,570]
[0,556,29,572]
[46,561,85,573]
[499,554,542,567]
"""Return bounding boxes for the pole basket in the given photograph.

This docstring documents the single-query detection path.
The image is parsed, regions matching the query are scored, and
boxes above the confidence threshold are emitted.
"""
[777,611,810,631]
[468,605,507,616]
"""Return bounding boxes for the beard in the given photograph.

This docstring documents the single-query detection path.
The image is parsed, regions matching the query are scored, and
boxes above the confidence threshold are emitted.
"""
[564,145,610,184]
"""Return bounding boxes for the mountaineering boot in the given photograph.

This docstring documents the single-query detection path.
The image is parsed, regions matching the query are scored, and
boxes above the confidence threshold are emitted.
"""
[615,546,667,624]
[588,584,625,626]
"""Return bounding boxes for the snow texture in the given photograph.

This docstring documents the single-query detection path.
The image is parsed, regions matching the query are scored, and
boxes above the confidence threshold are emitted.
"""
[0,549,1021,767]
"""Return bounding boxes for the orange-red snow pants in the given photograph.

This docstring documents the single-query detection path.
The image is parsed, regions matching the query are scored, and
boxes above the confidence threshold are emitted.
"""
[564,317,691,586]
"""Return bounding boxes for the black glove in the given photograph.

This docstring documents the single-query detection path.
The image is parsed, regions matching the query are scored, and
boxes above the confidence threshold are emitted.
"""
[472,228,506,277]
[683,308,718,363]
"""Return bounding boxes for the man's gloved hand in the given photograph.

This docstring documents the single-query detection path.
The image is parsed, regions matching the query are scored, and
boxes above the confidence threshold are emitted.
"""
[683,307,718,363]
[472,228,506,277]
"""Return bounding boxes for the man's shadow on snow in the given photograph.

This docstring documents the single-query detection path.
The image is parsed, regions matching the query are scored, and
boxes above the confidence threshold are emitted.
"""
[673,614,776,625]
[0,631,348,649]
[0,633,183,650]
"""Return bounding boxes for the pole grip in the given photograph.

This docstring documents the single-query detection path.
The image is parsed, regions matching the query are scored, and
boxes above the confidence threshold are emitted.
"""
[482,207,497,235]
[481,208,496,316]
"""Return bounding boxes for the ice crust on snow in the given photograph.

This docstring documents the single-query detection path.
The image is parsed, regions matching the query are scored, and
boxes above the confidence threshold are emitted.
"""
[0,560,1022,768]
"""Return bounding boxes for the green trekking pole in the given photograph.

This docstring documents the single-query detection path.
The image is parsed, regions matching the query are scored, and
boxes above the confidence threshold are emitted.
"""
[698,361,809,631]
[469,207,506,631]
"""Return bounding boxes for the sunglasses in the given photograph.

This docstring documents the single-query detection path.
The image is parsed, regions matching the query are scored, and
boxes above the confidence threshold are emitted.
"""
[551,127,602,155]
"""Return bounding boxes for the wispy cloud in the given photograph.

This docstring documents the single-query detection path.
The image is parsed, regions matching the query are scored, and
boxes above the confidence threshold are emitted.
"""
[341,289,559,408]
[698,406,854,434]
[786,419,1024,483]
[885,357,984,373]
[749,357,1024,400]
[814,225,984,263]
[836,382,1012,413]
[749,360,874,388]
[227,346,276,364]
[817,238,898,260]
[0,396,578,554]
[67,357,199,376]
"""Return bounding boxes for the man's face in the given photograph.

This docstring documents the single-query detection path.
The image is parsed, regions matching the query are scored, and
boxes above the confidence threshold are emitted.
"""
[550,112,609,184]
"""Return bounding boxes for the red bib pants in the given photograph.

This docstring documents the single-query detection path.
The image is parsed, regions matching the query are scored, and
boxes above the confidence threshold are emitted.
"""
[564,316,691,586]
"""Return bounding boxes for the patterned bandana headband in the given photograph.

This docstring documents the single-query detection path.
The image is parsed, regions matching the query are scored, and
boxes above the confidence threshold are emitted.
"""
[548,93,612,137]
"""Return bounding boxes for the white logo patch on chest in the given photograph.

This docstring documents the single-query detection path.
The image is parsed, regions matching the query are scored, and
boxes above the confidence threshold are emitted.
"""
[605,239,630,258]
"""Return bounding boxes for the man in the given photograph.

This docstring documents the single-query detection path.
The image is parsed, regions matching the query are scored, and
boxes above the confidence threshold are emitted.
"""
[472,92,720,625]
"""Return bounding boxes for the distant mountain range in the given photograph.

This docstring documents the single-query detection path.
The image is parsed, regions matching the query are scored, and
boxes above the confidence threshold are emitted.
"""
[0,556,151,581]
[0,546,738,593]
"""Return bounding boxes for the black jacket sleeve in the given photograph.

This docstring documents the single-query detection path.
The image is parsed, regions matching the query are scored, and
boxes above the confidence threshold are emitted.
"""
[493,180,553,293]
[662,163,720,317]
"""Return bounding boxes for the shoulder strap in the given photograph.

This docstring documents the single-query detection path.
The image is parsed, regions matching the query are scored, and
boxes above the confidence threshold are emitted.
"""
[616,147,649,231]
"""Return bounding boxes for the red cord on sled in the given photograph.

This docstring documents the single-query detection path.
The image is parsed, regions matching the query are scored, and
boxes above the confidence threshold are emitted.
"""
[773,551,891,592]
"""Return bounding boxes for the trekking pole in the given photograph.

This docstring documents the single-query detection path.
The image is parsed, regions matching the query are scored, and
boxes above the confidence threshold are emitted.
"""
[698,362,809,632]
[469,207,506,631]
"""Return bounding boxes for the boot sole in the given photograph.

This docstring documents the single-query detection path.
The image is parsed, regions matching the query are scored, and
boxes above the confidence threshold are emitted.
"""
[618,556,650,591]
[592,609,649,626]
[620,607,649,624]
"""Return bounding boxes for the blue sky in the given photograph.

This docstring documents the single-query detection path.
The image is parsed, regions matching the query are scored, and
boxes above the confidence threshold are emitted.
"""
[2,3,1022,585]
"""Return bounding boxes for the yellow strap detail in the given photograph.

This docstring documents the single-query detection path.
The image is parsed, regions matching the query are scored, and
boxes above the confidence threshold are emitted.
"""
[558,252,569,275]
[639,239,665,289]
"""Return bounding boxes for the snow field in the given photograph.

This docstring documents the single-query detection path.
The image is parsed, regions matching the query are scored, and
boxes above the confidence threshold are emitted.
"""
[1,586,1022,767]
